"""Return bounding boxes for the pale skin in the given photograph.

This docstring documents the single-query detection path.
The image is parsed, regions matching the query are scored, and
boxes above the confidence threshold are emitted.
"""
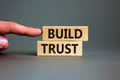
[0,21,42,51]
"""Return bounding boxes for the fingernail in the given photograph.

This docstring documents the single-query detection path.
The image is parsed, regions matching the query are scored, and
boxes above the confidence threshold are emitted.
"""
[0,36,9,51]
[0,38,4,49]
[35,29,42,34]
[0,39,3,48]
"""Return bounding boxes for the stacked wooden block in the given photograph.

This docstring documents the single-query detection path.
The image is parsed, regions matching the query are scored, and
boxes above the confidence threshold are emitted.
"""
[37,26,88,56]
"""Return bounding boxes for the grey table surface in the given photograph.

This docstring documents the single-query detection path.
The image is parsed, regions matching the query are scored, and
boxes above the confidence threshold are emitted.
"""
[0,52,120,80]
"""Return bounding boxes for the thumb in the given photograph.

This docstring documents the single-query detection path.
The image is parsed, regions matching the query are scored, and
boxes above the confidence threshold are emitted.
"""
[0,36,9,51]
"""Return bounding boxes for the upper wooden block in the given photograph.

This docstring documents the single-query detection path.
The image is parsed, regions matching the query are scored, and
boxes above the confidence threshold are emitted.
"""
[43,26,88,41]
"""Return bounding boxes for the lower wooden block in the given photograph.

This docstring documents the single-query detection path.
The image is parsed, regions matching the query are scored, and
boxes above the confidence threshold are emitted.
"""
[37,41,82,56]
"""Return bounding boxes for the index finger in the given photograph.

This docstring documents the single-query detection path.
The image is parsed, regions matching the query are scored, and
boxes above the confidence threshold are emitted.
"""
[0,21,42,37]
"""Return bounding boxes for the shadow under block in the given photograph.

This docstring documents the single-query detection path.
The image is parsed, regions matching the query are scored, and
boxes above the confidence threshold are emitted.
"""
[37,41,82,56]
[43,26,88,41]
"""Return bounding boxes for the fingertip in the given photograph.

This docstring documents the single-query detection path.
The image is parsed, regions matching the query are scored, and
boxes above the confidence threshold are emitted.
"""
[27,28,42,37]
[35,28,42,35]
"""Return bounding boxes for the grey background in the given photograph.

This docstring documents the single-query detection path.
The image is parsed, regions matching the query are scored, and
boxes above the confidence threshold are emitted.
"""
[0,0,120,80]
[0,0,119,55]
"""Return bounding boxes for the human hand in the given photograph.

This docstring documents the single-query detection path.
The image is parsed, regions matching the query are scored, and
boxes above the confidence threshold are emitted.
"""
[0,21,42,51]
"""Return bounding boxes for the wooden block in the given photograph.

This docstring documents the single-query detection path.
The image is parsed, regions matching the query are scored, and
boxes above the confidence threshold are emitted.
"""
[43,26,88,41]
[37,41,82,56]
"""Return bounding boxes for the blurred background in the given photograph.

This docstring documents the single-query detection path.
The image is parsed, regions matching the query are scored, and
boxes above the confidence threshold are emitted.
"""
[0,0,120,55]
